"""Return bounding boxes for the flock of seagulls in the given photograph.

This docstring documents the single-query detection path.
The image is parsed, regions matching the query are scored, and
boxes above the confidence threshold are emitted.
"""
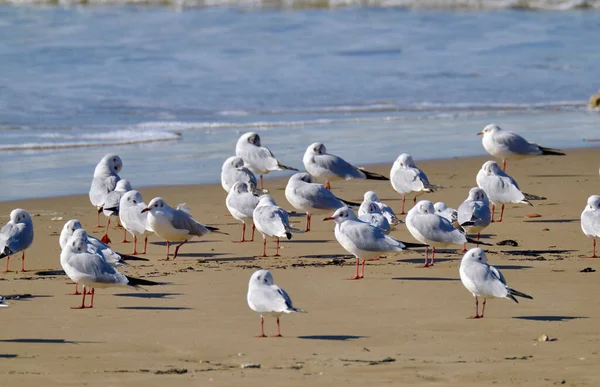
[0,123,598,335]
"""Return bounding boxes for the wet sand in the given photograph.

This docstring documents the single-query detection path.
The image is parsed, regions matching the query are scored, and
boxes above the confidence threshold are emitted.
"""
[1,147,600,386]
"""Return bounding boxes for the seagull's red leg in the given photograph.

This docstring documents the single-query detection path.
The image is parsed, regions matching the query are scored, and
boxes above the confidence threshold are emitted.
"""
[325,181,330,190]
[172,240,188,260]
[239,223,246,242]
[499,204,505,223]
[101,218,111,244]
[19,251,26,273]
[423,247,430,268]
[491,204,496,223]
[3,256,10,273]
[476,232,481,247]
[502,159,507,172]
[461,243,467,253]
[159,241,171,261]
[481,298,486,318]
[273,317,282,337]
[273,238,280,257]
[305,213,311,232]
[347,258,362,280]
[71,286,87,309]
[261,238,267,257]
[121,228,128,243]
[400,196,406,215]
[359,259,365,279]
[413,197,417,207]
[132,235,138,255]
[250,224,255,242]
[256,315,266,338]
[143,237,148,254]
[586,239,598,258]
[259,175,264,190]
[470,296,481,319]
[67,283,81,295]
[95,211,102,228]
[431,247,435,266]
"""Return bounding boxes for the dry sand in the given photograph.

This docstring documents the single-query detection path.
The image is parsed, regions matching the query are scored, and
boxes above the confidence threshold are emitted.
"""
[1,147,600,386]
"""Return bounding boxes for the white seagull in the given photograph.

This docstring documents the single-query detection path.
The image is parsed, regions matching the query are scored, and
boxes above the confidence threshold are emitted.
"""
[0,209,34,273]
[459,248,533,318]
[247,269,305,337]
[457,187,492,250]
[253,195,299,257]
[285,172,359,232]
[99,179,132,244]
[302,142,388,190]
[143,198,222,260]
[60,229,159,309]
[119,190,154,255]
[476,161,545,222]
[221,156,258,194]
[406,200,489,267]
[390,153,437,214]
[581,195,600,258]
[324,207,424,279]
[358,191,402,226]
[226,181,259,242]
[89,154,123,228]
[358,201,391,235]
[478,124,564,172]
[434,202,458,225]
[235,132,298,189]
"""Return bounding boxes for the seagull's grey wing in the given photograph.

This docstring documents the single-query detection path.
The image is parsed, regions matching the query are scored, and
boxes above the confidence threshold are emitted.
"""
[391,168,425,193]
[417,214,465,244]
[479,175,525,203]
[254,206,290,237]
[297,184,345,210]
[495,131,541,155]
[314,154,364,179]
[463,262,508,298]
[0,222,30,255]
[458,200,476,225]
[104,190,123,209]
[489,264,507,285]
[343,221,404,252]
[121,203,149,235]
[250,285,290,313]
[415,167,431,186]
[68,251,127,285]
[171,209,210,237]
[89,175,119,207]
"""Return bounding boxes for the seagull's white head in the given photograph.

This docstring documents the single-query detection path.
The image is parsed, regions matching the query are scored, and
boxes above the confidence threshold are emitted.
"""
[415,200,435,215]
[69,229,89,253]
[468,187,488,202]
[257,194,277,207]
[481,160,501,176]
[231,181,250,195]
[363,191,380,202]
[394,153,415,169]
[323,207,357,224]
[96,154,123,175]
[121,190,143,207]
[478,124,501,136]
[363,202,380,214]
[143,197,167,213]
[462,247,487,264]
[433,202,448,213]
[224,156,245,169]
[586,195,600,211]
[249,269,274,287]
[289,172,313,184]
[63,219,83,235]
[240,132,261,146]
[115,179,132,192]
[10,209,31,224]
[307,142,326,155]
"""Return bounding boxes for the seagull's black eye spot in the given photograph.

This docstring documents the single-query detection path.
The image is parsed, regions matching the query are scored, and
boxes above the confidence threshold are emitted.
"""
[257,276,261,281]
[478,257,481,260]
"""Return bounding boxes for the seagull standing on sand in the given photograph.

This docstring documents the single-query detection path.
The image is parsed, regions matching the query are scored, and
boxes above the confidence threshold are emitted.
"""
[434,202,458,224]
[459,248,533,318]
[89,154,123,228]
[221,156,258,194]
[119,190,154,255]
[235,132,298,190]
[358,202,391,235]
[253,195,299,257]
[226,182,259,242]
[406,201,489,267]
[247,269,305,337]
[60,229,159,309]
[476,161,545,222]
[0,209,34,273]
[143,198,221,260]
[324,207,424,279]
[457,188,492,251]
[478,124,565,171]
[100,179,132,244]
[358,191,401,227]
[302,143,389,190]
[285,172,358,232]
[580,195,600,258]
[390,153,437,215]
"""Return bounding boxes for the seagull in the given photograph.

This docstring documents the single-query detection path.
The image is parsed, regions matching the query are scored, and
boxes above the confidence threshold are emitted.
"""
[226,182,259,242]
[476,161,545,222]
[285,172,359,232]
[406,200,490,267]
[0,209,34,273]
[581,195,600,258]
[99,179,132,244]
[457,188,492,251]
[434,202,458,224]
[390,153,437,214]
[459,248,533,318]
[221,156,258,194]
[478,124,565,172]
[60,229,160,309]
[119,190,154,255]
[235,132,298,189]
[89,154,123,228]
[0,296,8,308]
[358,201,391,235]
[324,207,424,279]
[358,191,402,227]
[247,269,305,337]
[143,198,222,260]
[302,143,388,190]
[253,195,300,257]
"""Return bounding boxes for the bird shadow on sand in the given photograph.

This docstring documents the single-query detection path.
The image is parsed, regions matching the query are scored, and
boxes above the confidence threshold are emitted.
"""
[528,174,587,178]
[392,277,459,281]
[151,241,218,246]
[500,249,576,256]
[35,270,66,276]
[172,252,229,259]
[513,316,587,322]
[207,256,256,262]
[0,294,53,301]
[0,354,17,358]
[493,265,533,270]
[522,219,579,224]
[118,306,192,311]
[475,234,496,239]
[396,258,455,265]
[298,335,366,341]
[285,240,330,244]
[300,254,351,259]
[113,292,183,299]
[0,338,98,344]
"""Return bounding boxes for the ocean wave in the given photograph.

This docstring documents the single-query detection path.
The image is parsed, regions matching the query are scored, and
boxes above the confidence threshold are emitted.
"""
[1,0,597,9]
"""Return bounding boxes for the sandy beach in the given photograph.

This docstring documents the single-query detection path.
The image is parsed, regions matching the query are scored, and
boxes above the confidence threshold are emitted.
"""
[1,147,600,386]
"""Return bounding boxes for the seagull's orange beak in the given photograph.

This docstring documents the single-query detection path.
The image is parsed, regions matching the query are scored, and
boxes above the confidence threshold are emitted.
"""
[141,207,150,213]
[477,131,484,135]
[323,216,335,221]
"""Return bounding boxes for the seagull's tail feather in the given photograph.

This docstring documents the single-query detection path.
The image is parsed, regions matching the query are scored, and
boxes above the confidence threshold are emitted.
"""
[97,207,104,213]
[519,200,534,206]
[206,226,229,235]
[507,287,533,303]
[523,192,546,201]
[423,183,441,192]
[119,254,150,262]
[0,246,13,259]
[103,206,119,214]
[358,168,389,181]
[339,198,361,207]
[539,146,565,156]
[126,276,162,290]
[277,162,299,172]
[400,241,429,249]
[287,306,306,313]
[466,236,491,246]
